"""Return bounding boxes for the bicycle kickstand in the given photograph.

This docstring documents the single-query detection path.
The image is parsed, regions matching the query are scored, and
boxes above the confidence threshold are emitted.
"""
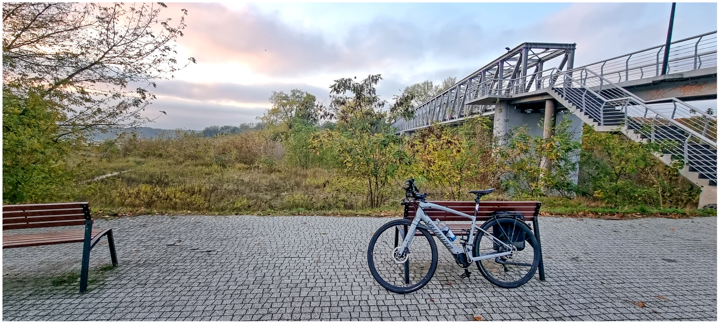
[460,268,471,279]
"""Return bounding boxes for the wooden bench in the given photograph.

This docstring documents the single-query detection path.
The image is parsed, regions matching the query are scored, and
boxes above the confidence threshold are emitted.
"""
[3,202,118,293]
[403,200,545,281]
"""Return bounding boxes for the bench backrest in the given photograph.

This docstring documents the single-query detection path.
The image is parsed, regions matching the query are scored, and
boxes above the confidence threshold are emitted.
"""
[3,202,91,230]
[404,201,541,222]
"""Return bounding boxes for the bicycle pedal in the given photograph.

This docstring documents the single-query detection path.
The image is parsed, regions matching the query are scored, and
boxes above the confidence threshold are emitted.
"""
[460,269,471,278]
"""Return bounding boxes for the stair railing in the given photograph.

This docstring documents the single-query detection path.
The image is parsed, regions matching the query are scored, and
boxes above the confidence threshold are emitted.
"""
[553,67,716,182]
[572,68,716,143]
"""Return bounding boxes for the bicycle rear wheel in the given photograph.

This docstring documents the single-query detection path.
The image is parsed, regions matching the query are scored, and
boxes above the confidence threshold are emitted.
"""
[367,219,437,294]
[473,217,539,288]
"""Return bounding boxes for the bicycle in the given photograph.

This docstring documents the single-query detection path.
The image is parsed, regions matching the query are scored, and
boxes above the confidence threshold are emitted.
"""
[367,179,540,293]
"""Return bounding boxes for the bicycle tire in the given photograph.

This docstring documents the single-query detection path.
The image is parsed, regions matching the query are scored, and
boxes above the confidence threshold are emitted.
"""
[367,219,438,294]
[473,217,539,288]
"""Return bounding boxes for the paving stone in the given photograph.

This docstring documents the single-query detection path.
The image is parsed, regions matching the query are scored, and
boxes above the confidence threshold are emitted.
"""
[3,215,716,320]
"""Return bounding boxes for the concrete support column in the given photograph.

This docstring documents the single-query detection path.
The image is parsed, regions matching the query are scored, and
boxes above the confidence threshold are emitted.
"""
[699,185,717,209]
[493,102,511,146]
[542,100,557,139]
[558,110,584,186]
[541,99,557,171]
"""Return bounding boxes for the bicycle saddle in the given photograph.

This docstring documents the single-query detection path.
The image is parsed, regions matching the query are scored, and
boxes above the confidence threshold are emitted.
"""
[469,188,494,195]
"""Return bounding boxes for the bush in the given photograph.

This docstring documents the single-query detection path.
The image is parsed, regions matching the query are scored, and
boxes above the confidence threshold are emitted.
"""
[3,90,76,203]
[497,116,581,198]
[578,125,699,208]
[405,116,501,200]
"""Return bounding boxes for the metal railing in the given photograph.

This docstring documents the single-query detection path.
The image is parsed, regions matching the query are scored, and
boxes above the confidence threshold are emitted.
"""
[393,31,718,133]
[551,67,717,184]
[575,31,717,83]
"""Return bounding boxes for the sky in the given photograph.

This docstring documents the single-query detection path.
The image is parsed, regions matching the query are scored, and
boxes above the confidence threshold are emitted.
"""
[144,2,718,130]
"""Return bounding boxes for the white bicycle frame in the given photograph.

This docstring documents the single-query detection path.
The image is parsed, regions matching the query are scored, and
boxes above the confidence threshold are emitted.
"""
[398,201,514,262]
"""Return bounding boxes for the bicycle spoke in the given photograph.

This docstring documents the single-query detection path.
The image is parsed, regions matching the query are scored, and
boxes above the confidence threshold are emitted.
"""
[368,219,437,293]
[473,218,539,288]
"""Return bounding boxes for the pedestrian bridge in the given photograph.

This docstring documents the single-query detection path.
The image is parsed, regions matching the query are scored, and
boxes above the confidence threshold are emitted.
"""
[393,31,717,207]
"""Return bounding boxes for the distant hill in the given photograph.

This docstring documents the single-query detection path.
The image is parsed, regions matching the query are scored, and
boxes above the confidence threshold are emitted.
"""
[88,127,197,142]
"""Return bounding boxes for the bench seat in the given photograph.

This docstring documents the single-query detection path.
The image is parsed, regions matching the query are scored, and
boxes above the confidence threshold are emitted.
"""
[3,202,117,293]
[4,229,111,248]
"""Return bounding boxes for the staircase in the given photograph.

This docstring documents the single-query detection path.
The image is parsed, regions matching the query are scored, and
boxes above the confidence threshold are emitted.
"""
[548,68,717,188]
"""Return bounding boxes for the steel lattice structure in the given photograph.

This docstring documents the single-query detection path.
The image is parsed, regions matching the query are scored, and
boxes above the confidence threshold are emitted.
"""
[393,42,576,132]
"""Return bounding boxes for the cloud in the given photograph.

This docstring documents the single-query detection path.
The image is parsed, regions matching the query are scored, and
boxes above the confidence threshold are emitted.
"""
[153,2,715,129]
[143,98,267,130]
[176,3,341,77]
[515,3,708,67]
[172,3,501,78]
[150,80,329,105]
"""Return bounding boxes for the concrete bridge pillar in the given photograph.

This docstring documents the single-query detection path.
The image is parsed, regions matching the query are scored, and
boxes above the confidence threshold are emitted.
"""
[492,102,511,145]
[492,100,583,186]
[699,186,716,209]
[541,99,557,171]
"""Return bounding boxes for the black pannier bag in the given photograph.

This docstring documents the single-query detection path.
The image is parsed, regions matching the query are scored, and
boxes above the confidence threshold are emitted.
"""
[491,211,527,251]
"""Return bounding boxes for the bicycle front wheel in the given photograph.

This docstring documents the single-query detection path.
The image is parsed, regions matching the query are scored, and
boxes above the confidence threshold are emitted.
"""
[473,217,539,288]
[367,219,437,294]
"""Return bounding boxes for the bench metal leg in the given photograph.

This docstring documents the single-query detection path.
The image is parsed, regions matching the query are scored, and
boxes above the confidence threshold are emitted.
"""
[403,225,410,284]
[533,217,546,281]
[106,230,118,266]
[79,222,93,293]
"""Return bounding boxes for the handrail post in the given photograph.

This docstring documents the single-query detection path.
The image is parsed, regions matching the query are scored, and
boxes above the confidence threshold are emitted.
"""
[671,102,677,119]
[651,114,657,142]
[600,96,605,126]
[622,99,630,127]
[694,35,704,69]
[656,46,664,76]
[625,54,632,81]
[684,136,690,166]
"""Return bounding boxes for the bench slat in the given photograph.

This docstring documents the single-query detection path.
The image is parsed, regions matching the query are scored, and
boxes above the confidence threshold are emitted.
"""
[3,208,86,219]
[406,201,540,221]
[419,201,540,205]
[3,229,106,248]
[3,214,87,224]
[406,200,541,233]
[410,210,537,221]
[3,220,88,231]
[2,202,88,212]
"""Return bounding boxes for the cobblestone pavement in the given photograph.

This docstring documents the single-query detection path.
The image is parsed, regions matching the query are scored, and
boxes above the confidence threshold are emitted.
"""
[3,215,717,321]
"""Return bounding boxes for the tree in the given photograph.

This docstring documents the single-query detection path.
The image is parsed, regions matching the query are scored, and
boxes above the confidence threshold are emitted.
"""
[400,77,457,107]
[578,125,699,207]
[311,75,410,208]
[3,2,195,136]
[405,117,499,200]
[3,89,75,203]
[497,117,581,198]
[201,123,261,137]
[259,89,320,131]
[3,2,193,203]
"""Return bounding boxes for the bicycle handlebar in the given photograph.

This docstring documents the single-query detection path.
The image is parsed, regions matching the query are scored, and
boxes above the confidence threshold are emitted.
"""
[404,178,426,202]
